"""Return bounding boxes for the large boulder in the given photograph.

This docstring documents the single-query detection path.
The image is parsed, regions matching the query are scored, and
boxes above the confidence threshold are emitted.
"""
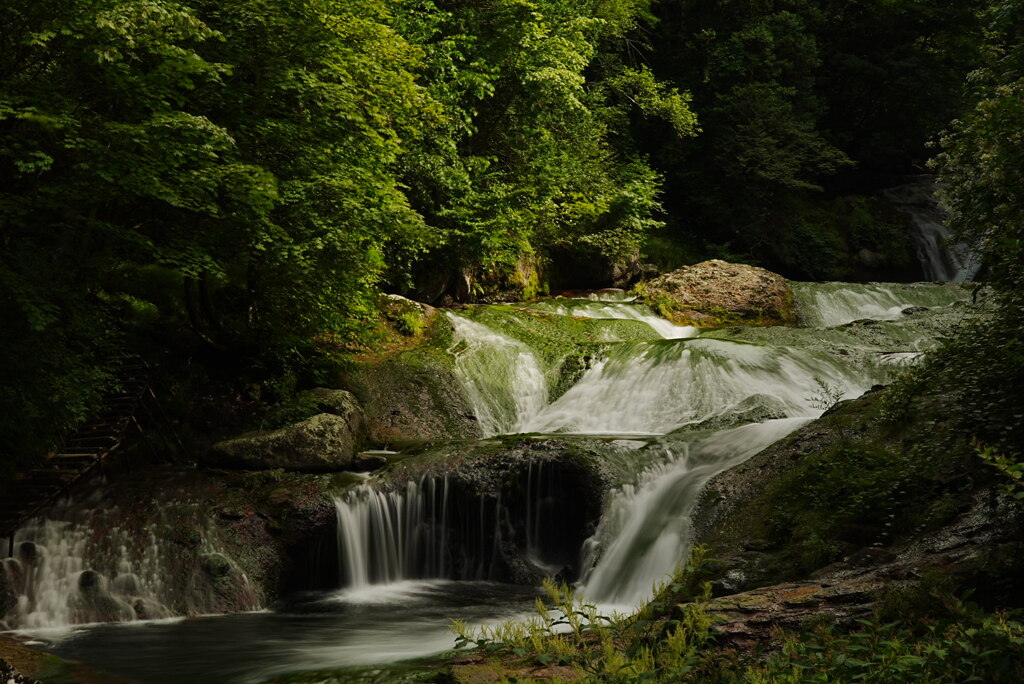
[303,387,368,429]
[208,410,367,472]
[637,259,793,327]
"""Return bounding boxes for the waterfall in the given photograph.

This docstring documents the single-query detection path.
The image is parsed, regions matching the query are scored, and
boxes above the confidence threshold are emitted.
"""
[578,418,811,607]
[2,502,258,630]
[446,313,549,436]
[526,300,697,339]
[332,465,596,590]
[791,281,970,328]
[882,178,980,282]
[525,338,867,435]
[10,283,977,681]
[334,479,458,587]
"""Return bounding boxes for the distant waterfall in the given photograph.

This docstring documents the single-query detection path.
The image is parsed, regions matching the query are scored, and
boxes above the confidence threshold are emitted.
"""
[790,281,970,328]
[446,313,549,436]
[882,178,980,282]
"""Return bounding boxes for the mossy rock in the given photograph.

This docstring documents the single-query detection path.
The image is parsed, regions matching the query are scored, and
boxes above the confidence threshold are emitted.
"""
[206,411,367,472]
[344,315,480,444]
[459,304,658,401]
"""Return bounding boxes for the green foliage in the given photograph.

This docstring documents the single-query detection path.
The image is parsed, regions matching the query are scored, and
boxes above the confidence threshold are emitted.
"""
[752,614,1024,683]
[934,2,1024,469]
[396,312,427,337]
[447,545,1024,683]
[807,376,844,412]
[878,365,930,424]
[976,441,1024,502]
[393,0,696,297]
[451,547,720,683]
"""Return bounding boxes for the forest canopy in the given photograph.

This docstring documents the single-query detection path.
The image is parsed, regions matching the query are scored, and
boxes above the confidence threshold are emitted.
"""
[0,0,1016,468]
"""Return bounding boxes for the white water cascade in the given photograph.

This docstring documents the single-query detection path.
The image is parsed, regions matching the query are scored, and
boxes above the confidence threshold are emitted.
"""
[578,418,810,607]
[334,480,455,588]
[2,500,258,630]
[791,281,970,328]
[11,283,974,682]
[438,314,878,607]
[525,338,868,435]
[333,467,583,590]
[446,313,548,436]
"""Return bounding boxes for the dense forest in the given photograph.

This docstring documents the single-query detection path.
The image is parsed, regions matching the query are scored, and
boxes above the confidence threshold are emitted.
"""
[2,0,1024,679]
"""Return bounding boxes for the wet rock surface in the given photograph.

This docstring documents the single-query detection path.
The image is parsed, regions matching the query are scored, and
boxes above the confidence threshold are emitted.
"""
[0,659,40,684]
[2,465,348,628]
[688,486,1024,649]
[638,260,793,326]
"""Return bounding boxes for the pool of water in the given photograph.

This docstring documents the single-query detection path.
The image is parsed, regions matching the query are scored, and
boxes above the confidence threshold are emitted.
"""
[15,580,540,683]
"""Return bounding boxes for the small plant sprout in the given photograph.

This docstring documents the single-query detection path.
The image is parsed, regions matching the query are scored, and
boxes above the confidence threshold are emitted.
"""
[809,376,845,412]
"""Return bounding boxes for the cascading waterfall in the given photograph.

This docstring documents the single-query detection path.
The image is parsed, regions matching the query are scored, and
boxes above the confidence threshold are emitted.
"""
[882,179,981,282]
[791,281,970,328]
[526,300,697,339]
[2,499,258,630]
[446,313,548,436]
[15,282,976,682]
[435,314,877,607]
[577,418,811,607]
[335,478,460,587]
[332,468,583,589]
[524,338,868,435]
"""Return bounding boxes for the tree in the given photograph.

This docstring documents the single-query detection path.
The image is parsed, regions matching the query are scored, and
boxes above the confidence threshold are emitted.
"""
[934,0,1024,455]
[391,0,697,298]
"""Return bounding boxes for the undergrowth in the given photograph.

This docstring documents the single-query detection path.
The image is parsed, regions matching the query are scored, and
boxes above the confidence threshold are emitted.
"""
[446,547,1024,683]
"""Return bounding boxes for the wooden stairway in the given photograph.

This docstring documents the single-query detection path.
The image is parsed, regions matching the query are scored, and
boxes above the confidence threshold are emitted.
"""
[1,358,169,555]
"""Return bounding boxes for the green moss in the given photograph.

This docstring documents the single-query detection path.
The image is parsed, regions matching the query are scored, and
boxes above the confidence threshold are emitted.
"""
[395,311,426,336]
[460,305,656,401]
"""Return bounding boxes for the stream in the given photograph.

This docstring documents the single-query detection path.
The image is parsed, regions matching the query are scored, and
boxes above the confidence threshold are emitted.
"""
[3,281,973,682]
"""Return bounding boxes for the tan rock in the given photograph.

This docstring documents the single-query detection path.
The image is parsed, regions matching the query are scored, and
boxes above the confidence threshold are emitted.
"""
[637,259,793,327]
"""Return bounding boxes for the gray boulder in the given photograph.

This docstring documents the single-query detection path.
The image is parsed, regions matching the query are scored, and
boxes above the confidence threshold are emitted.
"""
[304,388,368,428]
[208,410,367,472]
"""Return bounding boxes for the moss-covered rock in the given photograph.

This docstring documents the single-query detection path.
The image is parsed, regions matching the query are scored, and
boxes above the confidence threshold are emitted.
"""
[344,315,480,445]
[381,294,437,337]
[459,304,658,401]
[207,410,367,472]
[636,260,794,327]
